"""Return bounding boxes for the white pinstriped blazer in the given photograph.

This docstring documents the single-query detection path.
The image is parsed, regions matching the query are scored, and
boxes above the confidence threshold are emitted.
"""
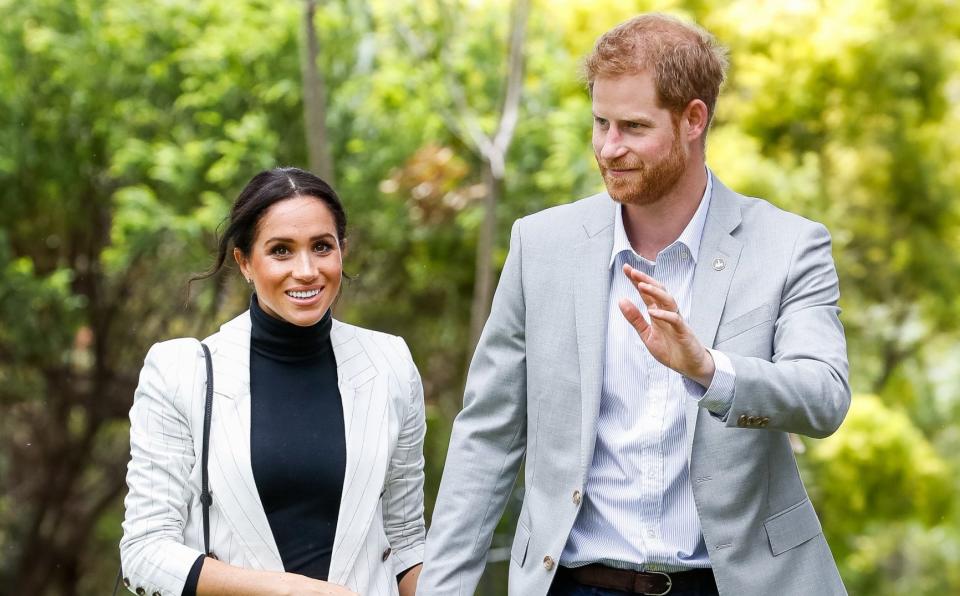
[120,311,426,596]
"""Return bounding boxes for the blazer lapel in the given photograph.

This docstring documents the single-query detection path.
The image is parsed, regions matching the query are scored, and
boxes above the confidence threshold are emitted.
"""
[205,312,284,570]
[327,321,390,585]
[573,195,616,473]
[685,180,743,460]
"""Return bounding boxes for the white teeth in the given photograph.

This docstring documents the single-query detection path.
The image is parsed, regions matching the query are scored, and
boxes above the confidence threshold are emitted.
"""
[287,289,320,299]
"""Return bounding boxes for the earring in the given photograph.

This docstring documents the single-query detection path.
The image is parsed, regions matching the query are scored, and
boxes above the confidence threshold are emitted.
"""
[246,278,252,285]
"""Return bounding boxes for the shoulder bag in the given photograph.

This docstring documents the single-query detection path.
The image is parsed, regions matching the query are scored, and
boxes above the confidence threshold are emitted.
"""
[113,342,215,595]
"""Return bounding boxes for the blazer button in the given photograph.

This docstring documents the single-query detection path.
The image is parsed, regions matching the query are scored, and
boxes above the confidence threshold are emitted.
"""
[123,578,131,587]
[760,417,770,427]
[748,416,759,426]
[382,547,392,561]
[737,414,748,427]
[572,490,582,505]
[543,555,555,571]
[135,588,145,596]
[153,592,162,596]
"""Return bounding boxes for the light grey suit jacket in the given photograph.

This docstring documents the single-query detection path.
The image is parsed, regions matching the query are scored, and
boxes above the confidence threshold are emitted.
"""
[120,312,426,596]
[420,179,850,595]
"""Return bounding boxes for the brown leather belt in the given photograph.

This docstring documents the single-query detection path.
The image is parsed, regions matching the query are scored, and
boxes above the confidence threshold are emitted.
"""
[557,564,715,595]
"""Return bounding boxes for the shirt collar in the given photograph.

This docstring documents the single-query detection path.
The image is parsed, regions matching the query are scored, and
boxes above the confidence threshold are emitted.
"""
[609,169,714,268]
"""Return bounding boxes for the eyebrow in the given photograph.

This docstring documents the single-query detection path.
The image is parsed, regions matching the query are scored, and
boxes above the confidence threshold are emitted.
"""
[593,113,656,127]
[263,233,337,244]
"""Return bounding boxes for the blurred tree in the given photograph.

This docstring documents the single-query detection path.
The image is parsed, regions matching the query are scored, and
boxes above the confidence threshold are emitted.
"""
[301,0,336,182]
[0,0,307,592]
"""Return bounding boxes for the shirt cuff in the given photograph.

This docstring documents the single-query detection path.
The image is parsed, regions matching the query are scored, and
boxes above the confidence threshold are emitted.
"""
[180,555,205,596]
[684,348,736,419]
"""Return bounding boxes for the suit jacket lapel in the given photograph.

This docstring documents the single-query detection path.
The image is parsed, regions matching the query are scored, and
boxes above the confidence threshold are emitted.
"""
[573,195,616,473]
[327,321,389,585]
[205,312,284,570]
[685,180,743,460]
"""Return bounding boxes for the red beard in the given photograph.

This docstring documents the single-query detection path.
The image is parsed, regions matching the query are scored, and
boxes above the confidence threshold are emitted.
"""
[599,128,686,206]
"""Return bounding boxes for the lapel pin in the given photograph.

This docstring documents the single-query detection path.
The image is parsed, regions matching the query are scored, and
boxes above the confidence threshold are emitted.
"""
[712,257,725,271]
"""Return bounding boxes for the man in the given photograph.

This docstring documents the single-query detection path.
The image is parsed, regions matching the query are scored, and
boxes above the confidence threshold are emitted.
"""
[420,13,849,596]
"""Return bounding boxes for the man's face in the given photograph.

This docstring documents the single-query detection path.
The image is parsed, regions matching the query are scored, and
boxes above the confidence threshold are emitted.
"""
[591,71,688,205]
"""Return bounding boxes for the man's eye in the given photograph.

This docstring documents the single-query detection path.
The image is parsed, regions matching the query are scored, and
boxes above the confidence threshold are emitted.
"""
[595,117,608,127]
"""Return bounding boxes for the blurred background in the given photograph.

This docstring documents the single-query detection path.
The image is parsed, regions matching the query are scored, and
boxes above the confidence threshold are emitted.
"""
[1,0,959,594]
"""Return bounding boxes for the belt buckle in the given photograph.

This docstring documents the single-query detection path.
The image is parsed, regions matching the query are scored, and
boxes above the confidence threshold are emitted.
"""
[640,570,672,596]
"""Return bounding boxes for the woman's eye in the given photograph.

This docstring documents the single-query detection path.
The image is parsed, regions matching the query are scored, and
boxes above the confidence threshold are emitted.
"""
[314,242,333,254]
[270,245,290,256]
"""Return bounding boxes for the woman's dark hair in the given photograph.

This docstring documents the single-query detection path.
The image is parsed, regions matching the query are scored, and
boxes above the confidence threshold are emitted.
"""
[192,167,347,284]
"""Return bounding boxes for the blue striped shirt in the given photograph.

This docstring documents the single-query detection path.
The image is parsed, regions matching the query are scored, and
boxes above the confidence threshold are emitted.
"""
[561,173,737,572]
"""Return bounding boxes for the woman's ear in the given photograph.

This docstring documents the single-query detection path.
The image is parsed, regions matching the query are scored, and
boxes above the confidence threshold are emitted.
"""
[233,247,251,283]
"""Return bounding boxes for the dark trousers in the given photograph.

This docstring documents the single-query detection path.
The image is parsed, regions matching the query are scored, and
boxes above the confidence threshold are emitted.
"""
[547,569,720,596]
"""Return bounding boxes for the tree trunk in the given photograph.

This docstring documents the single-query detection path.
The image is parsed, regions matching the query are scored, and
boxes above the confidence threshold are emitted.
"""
[300,0,334,183]
[468,165,503,351]
[465,0,529,357]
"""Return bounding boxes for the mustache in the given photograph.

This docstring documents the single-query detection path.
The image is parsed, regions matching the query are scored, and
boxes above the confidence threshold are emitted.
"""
[600,158,644,170]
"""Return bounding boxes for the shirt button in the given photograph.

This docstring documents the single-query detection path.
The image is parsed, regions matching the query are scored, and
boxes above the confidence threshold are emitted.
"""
[647,469,656,479]
[543,555,556,571]
[647,529,656,538]
[572,490,582,505]
[680,249,689,259]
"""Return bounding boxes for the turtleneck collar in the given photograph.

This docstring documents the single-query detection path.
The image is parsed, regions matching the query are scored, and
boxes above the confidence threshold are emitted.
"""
[249,294,333,363]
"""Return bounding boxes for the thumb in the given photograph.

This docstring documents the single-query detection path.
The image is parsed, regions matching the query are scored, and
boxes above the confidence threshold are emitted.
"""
[618,298,650,335]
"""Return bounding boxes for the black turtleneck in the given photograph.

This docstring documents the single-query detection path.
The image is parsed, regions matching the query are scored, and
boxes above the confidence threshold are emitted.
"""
[249,295,345,578]
[181,296,346,596]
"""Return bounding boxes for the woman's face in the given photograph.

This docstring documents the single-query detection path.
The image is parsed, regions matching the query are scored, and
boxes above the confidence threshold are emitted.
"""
[234,196,343,327]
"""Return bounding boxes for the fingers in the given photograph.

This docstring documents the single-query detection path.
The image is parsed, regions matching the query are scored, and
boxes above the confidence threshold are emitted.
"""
[623,263,662,289]
[622,263,678,314]
[639,282,677,313]
[648,306,684,329]
[618,298,649,334]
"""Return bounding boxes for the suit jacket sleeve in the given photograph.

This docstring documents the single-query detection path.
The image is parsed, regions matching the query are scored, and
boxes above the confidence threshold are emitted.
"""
[721,221,851,438]
[120,341,205,596]
[420,220,529,595]
[382,336,427,576]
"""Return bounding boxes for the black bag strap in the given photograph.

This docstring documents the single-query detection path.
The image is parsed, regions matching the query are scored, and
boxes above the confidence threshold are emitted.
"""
[115,342,216,595]
[199,342,215,558]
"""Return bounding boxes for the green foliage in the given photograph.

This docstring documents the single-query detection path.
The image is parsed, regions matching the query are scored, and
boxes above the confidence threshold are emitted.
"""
[0,234,85,368]
[805,395,952,540]
[2,0,960,593]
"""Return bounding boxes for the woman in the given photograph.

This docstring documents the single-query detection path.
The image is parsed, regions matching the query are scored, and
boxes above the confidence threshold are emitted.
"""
[120,168,425,596]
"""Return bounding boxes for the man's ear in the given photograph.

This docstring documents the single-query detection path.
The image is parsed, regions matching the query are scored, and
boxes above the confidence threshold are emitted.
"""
[682,99,709,144]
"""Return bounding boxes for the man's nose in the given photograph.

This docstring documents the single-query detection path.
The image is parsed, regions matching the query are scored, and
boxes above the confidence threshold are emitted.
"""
[599,128,627,161]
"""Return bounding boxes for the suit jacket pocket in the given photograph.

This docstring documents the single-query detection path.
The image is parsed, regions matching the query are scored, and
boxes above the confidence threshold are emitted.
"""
[764,498,823,556]
[715,303,773,345]
[511,519,531,567]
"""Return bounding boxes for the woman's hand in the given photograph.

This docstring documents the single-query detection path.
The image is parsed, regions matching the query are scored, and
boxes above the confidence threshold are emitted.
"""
[274,572,359,596]
[196,557,358,596]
